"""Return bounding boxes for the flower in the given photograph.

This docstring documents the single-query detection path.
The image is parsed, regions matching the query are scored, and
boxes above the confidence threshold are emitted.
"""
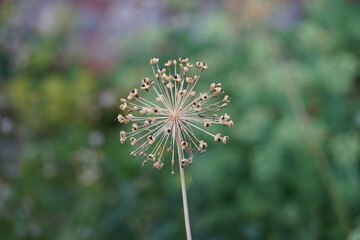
[118,58,233,174]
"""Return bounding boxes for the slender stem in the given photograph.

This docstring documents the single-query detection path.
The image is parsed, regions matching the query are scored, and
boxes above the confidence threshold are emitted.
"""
[176,125,192,240]
[179,163,192,240]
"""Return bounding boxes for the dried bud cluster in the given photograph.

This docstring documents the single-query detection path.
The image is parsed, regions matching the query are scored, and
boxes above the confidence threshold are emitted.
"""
[118,58,233,174]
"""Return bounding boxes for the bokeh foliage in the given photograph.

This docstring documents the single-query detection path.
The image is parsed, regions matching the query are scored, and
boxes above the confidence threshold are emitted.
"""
[1,0,360,239]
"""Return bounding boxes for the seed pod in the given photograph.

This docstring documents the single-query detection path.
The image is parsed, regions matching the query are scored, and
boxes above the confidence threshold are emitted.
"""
[148,154,156,161]
[221,103,228,108]
[200,93,208,101]
[223,95,230,103]
[132,123,138,131]
[129,88,138,97]
[222,136,229,144]
[126,114,134,120]
[186,77,194,84]
[181,141,188,150]
[179,57,189,64]
[181,158,192,167]
[119,103,127,111]
[120,137,126,143]
[203,119,212,128]
[173,74,181,82]
[166,82,174,89]
[158,68,166,74]
[140,83,150,91]
[154,161,164,169]
[147,135,156,144]
[164,59,172,67]
[130,137,138,145]
[150,58,159,65]
[214,133,222,142]
[164,128,172,135]
[179,90,187,97]
[199,140,208,149]
[226,120,234,127]
[224,113,231,121]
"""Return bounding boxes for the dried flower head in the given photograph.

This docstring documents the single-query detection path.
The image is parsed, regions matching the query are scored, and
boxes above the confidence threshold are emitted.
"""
[118,57,233,174]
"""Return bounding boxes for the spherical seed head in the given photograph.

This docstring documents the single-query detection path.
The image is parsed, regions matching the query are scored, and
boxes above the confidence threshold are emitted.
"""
[117,58,232,173]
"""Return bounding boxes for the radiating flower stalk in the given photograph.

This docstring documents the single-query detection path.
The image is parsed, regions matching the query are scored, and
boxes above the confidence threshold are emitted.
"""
[117,58,233,240]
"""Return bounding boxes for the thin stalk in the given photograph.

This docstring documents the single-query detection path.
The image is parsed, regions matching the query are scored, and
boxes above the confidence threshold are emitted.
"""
[176,128,192,240]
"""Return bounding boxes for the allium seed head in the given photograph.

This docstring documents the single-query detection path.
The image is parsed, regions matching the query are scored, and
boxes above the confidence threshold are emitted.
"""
[117,58,233,174]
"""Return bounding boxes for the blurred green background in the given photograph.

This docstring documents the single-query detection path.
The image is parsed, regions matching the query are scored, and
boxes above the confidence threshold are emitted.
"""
[1,0,360,239]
